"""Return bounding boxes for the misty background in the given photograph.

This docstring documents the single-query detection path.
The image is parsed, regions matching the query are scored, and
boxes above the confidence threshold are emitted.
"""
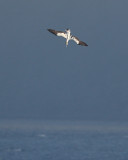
[0,0,128,121]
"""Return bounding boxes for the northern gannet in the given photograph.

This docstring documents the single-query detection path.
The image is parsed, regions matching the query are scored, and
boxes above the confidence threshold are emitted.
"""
[47,28,88,47]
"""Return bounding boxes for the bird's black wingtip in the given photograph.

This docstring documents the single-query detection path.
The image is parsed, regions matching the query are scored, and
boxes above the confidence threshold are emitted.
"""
[84,42,88,46]
[78,41,88,46]
[83,42,88,46]
[47,29,57,36]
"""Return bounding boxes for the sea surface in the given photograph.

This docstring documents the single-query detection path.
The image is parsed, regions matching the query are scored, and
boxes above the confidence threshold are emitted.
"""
[0,120,128,160]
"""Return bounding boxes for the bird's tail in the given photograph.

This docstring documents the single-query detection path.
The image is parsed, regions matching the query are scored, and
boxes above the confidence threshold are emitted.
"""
[66,41,68,47]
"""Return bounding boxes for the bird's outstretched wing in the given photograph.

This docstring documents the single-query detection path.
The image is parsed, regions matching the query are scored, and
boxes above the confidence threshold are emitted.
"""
[71,36,88,46]
[47,29,67,39]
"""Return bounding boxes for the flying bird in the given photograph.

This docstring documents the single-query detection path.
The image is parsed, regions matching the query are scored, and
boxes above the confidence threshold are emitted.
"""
[47,28,88,47]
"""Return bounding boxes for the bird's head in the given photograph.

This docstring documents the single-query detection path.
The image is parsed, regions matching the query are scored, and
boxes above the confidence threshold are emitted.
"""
[65,28,71,33]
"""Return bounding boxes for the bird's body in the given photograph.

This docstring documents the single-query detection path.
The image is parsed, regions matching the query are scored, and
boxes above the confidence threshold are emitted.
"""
[47,29,88,47]
[65,29,71,47]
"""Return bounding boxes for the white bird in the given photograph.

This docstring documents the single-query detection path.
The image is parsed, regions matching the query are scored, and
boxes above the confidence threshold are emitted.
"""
[47,28,88,47]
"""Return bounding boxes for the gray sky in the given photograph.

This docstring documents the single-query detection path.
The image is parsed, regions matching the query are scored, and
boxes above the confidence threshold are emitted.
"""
[0,0,128,121]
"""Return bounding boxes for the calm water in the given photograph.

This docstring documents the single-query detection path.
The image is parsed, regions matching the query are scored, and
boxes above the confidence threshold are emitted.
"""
[0,120,128,160]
